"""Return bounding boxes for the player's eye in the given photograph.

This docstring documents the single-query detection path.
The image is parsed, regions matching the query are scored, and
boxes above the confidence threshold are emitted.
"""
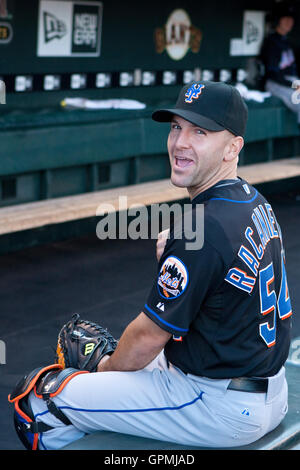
[195,128,206,135]
[171,123,181,130]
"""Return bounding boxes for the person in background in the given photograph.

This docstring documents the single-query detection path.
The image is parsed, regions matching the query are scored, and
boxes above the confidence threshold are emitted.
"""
[260,2,300,121]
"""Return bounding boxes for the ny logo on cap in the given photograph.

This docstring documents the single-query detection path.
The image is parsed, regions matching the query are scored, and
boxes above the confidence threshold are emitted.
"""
[185,83,205,103]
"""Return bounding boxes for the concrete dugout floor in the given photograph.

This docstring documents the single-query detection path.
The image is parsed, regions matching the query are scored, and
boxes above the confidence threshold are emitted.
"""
[0,190,299,450]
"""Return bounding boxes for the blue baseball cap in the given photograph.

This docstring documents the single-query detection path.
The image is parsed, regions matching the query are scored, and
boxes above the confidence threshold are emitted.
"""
[152,81,248,137]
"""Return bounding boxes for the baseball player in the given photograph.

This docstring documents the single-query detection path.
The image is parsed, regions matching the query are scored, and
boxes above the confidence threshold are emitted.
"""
[10,81,292,450]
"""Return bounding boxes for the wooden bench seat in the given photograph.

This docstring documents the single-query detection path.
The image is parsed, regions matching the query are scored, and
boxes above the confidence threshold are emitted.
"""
[0,157,299,236]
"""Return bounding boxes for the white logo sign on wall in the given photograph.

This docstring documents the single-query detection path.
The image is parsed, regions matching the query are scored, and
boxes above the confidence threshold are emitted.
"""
[230,10,266,56]
[37,0,103,57]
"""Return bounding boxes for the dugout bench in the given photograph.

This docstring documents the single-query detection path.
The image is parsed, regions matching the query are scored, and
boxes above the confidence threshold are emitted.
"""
[0,94,300,254]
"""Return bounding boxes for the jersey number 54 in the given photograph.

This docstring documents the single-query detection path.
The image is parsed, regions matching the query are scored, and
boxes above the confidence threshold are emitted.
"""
[259,252,292,347]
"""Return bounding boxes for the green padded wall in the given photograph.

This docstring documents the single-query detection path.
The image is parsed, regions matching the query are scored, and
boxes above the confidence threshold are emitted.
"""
[0,0,299,209]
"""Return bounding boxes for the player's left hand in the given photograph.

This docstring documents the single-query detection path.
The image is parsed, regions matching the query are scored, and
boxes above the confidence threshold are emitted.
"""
[55,313,118,372]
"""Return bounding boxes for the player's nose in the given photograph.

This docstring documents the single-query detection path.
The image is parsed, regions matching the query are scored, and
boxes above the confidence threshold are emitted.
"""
[174,128,191,149]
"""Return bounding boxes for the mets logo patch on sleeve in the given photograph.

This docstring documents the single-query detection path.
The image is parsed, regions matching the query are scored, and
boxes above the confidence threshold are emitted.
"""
[158,256,189,299]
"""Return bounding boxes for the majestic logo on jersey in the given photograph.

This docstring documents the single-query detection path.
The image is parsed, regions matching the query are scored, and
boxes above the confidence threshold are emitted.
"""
[185,83,205,103]
[156,302,165,311]
[158,256,188,299]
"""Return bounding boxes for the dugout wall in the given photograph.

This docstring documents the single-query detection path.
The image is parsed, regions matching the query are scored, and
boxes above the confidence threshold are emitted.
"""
[0,0,299,207]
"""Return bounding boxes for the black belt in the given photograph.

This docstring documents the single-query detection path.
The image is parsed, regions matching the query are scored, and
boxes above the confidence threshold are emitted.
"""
[228,377,268,393]
[166,358,269,393]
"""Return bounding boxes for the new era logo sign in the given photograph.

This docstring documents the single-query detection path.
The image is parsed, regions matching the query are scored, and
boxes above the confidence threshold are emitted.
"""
[43,11,67,42]
[37,1,102,57]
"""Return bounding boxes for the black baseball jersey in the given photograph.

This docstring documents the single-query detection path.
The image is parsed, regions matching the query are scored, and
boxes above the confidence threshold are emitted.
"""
[144,178,292,379]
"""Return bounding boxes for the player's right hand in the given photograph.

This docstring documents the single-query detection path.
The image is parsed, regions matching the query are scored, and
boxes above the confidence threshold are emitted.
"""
[156,229,170,262]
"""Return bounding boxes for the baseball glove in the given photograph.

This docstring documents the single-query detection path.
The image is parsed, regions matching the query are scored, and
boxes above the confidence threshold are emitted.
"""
[55,313,118,372]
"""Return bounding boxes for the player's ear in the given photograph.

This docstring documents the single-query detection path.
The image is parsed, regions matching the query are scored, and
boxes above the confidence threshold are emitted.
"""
[223,135,244,162]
